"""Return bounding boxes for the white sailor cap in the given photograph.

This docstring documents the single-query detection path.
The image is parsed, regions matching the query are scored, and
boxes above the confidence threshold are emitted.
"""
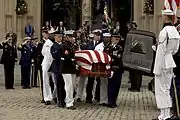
[64,30,75,35]
[92,29,102,33]
[103,33,111,37]
[161,9,174,16]
[48,29,56,34]
[89,33,94,38]
[24,37,31,40]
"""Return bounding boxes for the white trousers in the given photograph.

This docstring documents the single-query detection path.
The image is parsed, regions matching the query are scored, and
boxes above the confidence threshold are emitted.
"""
[71,74,78,93]
[100,77,108,104]
[155,68,173,109]
[76,76,87,99]
[62,74,74,107]
[42,69,57,102]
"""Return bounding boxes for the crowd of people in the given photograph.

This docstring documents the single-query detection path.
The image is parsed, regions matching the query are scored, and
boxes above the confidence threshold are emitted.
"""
[1,8,180,120]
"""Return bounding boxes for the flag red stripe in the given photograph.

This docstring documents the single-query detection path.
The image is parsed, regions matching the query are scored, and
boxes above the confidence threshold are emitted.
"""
[94,51,101,63]
[75,57,91,65]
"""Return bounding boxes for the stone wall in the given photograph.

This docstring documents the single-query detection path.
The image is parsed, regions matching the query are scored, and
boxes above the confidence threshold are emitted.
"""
[134,0,163,36]
[0,0,41,43]
[81,0,92,25]
[0,0,163,42]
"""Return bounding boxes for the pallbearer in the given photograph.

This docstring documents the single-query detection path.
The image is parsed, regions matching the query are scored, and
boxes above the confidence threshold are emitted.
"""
[61,30,76,110]
[41,30,56,105]
[50,31,66,107]
[105,34,124,108]
[0,34,17,89]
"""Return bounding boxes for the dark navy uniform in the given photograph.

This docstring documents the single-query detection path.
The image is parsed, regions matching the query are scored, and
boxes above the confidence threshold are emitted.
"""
[86,40,100,103]
[0,41,17,89]
[34,40,45,102]
[50,41,66,107]
[105,39,124,108]
[18,41,33,89]
[61,40,76,74]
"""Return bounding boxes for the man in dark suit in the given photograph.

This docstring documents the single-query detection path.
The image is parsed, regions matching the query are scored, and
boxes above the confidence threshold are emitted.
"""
[25,20,35,37]
[86,29,102,103]
[50,31,66,107]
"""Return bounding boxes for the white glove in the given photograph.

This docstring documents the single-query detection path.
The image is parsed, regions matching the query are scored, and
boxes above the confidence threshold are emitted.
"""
[109,71,114,78]
[152,45,156,51]
[76,65,79,70]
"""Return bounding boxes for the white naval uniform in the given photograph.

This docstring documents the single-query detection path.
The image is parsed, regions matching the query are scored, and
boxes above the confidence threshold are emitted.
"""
[41,39,57,102]
[153,25,180,119]
[62,74,74,107]
[95,42,108,104]
[76,76,87,100]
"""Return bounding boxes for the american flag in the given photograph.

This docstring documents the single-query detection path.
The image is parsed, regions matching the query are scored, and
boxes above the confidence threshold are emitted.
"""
[164,0,179,15]
[75,50,112,75]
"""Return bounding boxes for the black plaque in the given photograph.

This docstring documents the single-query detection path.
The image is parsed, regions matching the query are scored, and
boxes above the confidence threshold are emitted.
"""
[122,30,156,75]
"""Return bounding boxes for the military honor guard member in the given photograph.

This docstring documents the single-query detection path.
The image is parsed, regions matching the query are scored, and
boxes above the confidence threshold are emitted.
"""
[0,34,17,89]
[50,31,66,107]
[41,30,57,105]
[86,29,102,103]
[18,37,34,89]
[35,30,47,103]
[61,30,77,110]
[105,34,124,108]
[152,9,180,120]
[94,32,112,106]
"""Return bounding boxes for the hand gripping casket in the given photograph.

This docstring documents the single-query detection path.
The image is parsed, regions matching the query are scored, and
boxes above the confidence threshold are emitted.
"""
[75,50,112,77]
[122,30,156,76]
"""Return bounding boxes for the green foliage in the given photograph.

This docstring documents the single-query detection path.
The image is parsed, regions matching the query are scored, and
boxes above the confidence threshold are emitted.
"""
[143,0,154,15]
[16,0,28,15]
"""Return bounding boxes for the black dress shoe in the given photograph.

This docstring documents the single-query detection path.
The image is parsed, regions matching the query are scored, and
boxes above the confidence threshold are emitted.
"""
[22,86,31,89]
[99,103,108,106]
[86,100,93,104]
[77,98,82,102]
[128,88,140,92]
[44,101,51,105]
[67,106,76,110]
[6,87,15,89]
[107,104,117,108]
[53,98,57,103]
[168,116,180,120]
[41,100,45,103]
[57,103,65,108]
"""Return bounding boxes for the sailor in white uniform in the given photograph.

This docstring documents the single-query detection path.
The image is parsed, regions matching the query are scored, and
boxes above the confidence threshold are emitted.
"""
[41,31,57,105]
[94,33,111,106]
[152,9,180,120]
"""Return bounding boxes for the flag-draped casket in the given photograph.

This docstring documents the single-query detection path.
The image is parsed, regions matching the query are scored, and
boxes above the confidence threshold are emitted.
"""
[75,50,112,77]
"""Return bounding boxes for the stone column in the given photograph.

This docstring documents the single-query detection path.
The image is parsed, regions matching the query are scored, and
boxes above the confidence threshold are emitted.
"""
[82,0,91,25]
[0,0,5,41]
[36,0,41,40]
[133,0,139,26]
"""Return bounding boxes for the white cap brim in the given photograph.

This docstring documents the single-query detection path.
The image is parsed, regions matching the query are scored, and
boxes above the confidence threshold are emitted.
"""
[89,34,94,38]
[161,9,174,15]
[92,29,102,33]
[103,33,111,37]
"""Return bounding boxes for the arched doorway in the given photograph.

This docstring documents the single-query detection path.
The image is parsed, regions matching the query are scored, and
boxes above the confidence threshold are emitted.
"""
[41,0,81,29]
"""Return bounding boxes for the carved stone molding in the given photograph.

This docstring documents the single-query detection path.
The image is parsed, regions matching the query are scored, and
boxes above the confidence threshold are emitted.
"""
[82,0,91,24]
